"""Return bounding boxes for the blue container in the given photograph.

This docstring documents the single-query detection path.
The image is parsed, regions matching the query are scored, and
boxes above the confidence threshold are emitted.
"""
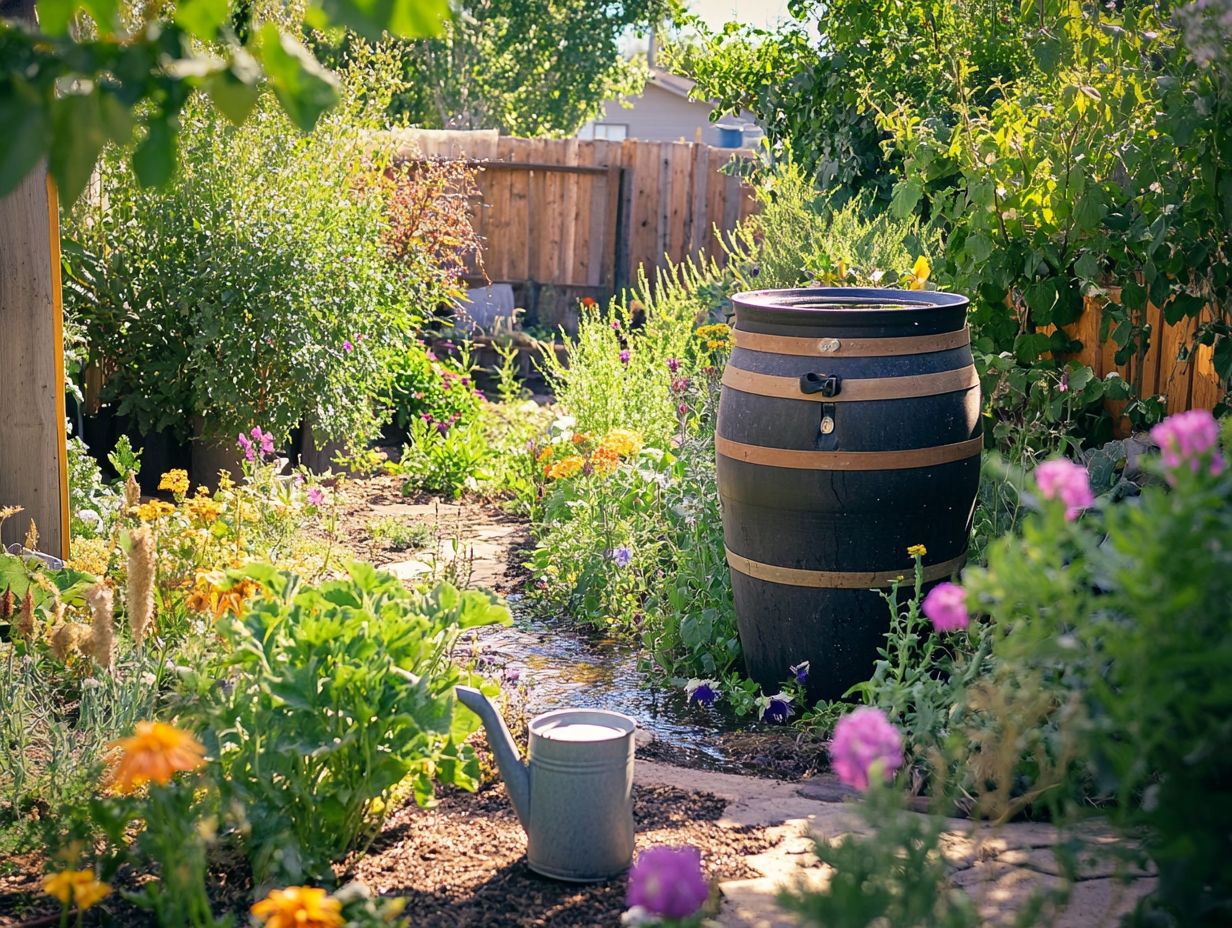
[715,125,744,148]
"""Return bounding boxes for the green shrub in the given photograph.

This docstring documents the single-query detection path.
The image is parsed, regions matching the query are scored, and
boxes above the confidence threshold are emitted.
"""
[387,341,484,436]
[400,416,494,500]
[188,563,509,886]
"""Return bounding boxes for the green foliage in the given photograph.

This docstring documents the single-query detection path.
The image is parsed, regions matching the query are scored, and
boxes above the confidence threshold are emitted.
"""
[400,416,494,499]
[62,78,421,446]
[326,0,663,136]
[779,783,979,928]
[188,563,509,886]
[66,433,135,539]
[961,423,1232,924]
[0,0,446,203]
[387,341,484,435]
[368,515,432,552]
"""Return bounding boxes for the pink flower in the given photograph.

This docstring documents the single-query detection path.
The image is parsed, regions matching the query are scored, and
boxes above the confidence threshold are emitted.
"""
[830,707,904,791]
[307,487,325,506]
[620,350,631,365]
[250,427,275,456]
[236,432,256,462]
[1034,458,1094,521]
[1150,409,1225,483]
[922,582,969,632]
[343,339,353,352]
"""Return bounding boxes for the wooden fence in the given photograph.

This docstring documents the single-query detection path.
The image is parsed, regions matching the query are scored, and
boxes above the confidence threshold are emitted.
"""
[392,131,759,308]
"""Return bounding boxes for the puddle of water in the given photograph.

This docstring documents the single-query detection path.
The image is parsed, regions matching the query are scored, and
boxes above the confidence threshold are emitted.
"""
[464,594,745,771]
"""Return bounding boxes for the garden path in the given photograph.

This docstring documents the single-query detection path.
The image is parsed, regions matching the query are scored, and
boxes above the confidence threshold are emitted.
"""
[338,478,1156,927]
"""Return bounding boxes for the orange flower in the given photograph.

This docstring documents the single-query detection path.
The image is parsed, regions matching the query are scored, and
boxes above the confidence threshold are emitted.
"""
[106,721,205,794]
[43,870,110,910]
[599,428,643,458]
[571,432,592,445]
[590,446,620,477]
[185,573,260,620]
[536,446,555,464]
[546,455,585,480]
[251,886,344,928]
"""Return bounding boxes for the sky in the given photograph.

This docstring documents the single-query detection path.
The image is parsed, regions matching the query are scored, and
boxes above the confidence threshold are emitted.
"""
[687,0,794,30]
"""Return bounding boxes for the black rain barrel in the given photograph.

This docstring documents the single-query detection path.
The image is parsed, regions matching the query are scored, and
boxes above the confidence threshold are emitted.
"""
[716,288,981,702]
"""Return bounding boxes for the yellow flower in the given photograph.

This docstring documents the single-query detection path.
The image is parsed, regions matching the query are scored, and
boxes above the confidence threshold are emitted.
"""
[183,495,223,525]
[907,544,927,557]
[546,455,585,480]
[908,255,931,290]
[590,446,620,477]
[157,469,189,497]
[185,573,260,620]
[536,446,554,464]
[251,886,344,928]
[43,870,111,911]
[106,721,205,794]
[135,500,176,522]
[68,537,111,577]
[600,428,643,458]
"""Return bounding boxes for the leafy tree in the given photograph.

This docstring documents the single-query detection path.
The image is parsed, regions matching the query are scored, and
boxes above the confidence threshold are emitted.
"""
[0,0,448,203]
[342,0,667,136]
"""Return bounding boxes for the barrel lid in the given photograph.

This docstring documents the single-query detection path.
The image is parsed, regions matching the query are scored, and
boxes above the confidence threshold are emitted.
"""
[731,288,968,335]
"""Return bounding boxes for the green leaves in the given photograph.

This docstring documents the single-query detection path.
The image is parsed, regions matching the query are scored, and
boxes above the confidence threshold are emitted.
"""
[256,24,340,132]
[0,79,48,195]
[313,0,450,42]
[49,89,109,205]
[35,0,118,35]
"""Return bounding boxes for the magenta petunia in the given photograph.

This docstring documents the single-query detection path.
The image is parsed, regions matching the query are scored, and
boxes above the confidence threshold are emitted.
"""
[922,581,969,633]
[626,846,709,920]
[1150,409,1225,483]
[307,487,325,507]
[829,707,904,791]
[619,349,631,365]
[236,432,256,462]
[1034,458,1094,520]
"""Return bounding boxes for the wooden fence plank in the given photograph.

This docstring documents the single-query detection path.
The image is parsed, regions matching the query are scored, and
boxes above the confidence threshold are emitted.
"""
[1157,310,1196,414]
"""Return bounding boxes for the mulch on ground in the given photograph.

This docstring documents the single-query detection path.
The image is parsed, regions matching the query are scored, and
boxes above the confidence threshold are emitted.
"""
[346,781,773,928]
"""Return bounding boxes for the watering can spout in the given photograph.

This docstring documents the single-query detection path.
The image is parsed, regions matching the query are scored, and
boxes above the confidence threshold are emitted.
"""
[455,685,531,831]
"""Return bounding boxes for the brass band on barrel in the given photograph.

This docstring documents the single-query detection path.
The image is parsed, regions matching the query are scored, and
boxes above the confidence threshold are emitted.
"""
[732,326,970,358]
[715,434,982,470]
[724,548,967,589]
[721,365,979,403]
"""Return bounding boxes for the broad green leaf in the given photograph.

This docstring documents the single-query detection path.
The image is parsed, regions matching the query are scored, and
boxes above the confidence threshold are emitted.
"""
[889,176,923,219]
[0,81,49,198]
[80,0,118,32]
[257,24,340,132]
[132,119,176,187]
[314,0,449,41]
[964,232,993,263]
[49,90,107,205]
[205,55,261,125]
[34,0,74,34]
[174,0,230,39]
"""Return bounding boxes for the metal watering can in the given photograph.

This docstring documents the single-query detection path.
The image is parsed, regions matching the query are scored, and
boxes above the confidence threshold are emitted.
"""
[455,686,636,882]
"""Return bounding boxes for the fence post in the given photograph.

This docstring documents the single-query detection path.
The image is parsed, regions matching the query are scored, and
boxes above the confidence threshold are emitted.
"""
[0,0,70,559]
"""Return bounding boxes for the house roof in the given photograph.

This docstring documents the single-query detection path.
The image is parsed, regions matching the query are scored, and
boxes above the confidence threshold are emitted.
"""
[646,67,700,101]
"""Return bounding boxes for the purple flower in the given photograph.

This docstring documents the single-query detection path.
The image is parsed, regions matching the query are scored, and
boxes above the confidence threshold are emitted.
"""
[426,351,437,361]
[627,846,709,920]
[343,339,353,353]
[612,320,621,331]
[760,692,793,724]
[685,679,719,707]
[307,487,325,506]
[667,357,680,374]
[1034,458,1094,521]
[790,661,810,685]
[670,377,691,395]
[620,349,631,365]
[610,546,633,568]
[236,432,256,462]
[1151,409,1225,483]
[922,582,969,633]
[830,707,904,791]
[1058,372,1069,393]
[250,427,275,456]
[503,667,521,684]
[677,403,689,417]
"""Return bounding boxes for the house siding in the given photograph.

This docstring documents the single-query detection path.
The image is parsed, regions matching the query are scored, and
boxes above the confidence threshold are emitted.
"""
[584,84,732,147]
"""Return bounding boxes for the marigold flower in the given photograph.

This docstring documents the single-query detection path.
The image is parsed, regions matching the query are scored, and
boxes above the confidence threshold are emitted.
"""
[43,870,111,911]
[600,428,643,458]
[546,455,586,480]
[907,543,927,557]
[185,573,260,620]
[251,886,344,928]
[830,706,903,790]
[106,721,205,794]
[135,500,176,522]
[183,495,222,525]
[157,469,189,497]
[536,446,555,463]
[590,446,620,476]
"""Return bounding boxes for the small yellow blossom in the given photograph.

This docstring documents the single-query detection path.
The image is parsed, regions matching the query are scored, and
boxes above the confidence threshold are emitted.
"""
[135,500,176,522]
[43,870,111,911]
[546,455,586,480]
[536,446,554,464]
[157,469,189,497]
[695,323,733,350]
[907,544,928,557]
[600,428,643,458]
[106,721,205,794]
[251,886,343,928]
[590,445,620,477]
[183,495,223,525]
[907,255,931,290]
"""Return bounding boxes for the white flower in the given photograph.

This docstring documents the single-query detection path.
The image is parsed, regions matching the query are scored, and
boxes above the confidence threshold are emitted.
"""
[77,509,101,525]
[621,906,655,926]
[140,671,157,686]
